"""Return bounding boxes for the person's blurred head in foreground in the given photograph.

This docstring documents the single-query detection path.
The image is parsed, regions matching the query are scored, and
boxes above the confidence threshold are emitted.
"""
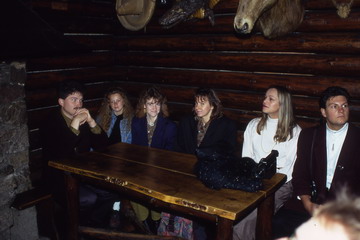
[277,190,360,240]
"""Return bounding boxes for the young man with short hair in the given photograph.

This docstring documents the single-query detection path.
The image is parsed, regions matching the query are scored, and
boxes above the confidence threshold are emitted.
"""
[40,81,117,228]
[273,86,360,238]
[41,81,107,158]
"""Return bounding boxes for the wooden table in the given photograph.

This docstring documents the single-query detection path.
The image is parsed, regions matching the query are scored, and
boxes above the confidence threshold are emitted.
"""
[49,143,286,240]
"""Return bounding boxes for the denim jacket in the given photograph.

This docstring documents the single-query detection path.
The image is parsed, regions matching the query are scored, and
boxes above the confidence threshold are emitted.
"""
[107,112,132,144]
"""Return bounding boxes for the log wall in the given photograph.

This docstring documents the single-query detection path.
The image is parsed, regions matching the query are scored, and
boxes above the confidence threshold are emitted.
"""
[25,0,360,184]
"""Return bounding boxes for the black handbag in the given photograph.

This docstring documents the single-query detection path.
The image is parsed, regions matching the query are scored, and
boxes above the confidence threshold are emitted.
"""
[253,150,278,179]
[194,149,279,192]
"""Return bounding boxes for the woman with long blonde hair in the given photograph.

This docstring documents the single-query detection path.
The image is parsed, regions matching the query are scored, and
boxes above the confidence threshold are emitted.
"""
[233,86,302,240]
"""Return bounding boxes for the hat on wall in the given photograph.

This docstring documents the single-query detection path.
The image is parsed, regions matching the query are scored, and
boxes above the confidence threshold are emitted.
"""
[116,0,156,31]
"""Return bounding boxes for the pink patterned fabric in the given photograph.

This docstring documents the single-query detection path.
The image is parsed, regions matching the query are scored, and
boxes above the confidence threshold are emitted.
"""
[157,212,194,240]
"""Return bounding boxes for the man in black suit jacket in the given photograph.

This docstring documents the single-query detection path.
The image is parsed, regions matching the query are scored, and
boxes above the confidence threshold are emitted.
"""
[273,86,360,238]
[40,81,116,228]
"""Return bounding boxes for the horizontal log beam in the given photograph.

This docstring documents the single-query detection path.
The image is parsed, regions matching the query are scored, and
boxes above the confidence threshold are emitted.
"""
[26,52,116,71]
[26,66,127,90]
[115,51,360,77]
[67,35,116,51]
[26,65,360,99]
[124,67,360,98]
[67,32,360,55]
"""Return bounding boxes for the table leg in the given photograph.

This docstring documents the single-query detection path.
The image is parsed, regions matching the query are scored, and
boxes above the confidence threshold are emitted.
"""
[256,192,275,240]
[216,217,233,240]
[64,173,79,240]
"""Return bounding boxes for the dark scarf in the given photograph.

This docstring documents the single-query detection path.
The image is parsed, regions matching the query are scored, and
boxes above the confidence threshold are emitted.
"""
[108,114,123,145]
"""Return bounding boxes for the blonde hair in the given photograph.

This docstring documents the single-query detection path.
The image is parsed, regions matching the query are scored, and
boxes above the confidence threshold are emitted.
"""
[97,87,134,132]
[315,189,360,240]
[135,86,169,118]
[256,86,296,142]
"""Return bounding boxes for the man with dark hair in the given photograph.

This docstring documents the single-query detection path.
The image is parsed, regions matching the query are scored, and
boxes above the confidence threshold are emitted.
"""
[40,81,117,228]
[41,80,107,159]
[273,86,360,238]
[318,86,350,109]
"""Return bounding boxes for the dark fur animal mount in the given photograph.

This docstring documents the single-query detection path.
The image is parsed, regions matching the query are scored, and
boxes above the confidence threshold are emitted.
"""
[159,0,220,28]
[233,0,304,39]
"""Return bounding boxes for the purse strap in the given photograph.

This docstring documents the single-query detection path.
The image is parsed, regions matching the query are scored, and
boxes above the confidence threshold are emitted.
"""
[310,128,318,202]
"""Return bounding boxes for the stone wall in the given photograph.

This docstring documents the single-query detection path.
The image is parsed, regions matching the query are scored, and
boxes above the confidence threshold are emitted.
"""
[0,62,39,240]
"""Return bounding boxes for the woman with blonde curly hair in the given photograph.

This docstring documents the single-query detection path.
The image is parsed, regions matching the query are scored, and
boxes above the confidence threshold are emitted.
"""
[97,87,134,144]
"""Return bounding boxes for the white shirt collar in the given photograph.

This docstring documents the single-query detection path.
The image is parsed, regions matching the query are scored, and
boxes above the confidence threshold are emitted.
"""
[326,122,348,134]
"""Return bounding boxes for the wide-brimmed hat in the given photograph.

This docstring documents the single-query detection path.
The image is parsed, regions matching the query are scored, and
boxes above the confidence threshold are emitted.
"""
[116,0,156,31]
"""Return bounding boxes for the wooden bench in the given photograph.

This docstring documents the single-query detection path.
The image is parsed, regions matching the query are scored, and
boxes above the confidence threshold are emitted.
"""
[11,186,59,240]
[79,226,185,240]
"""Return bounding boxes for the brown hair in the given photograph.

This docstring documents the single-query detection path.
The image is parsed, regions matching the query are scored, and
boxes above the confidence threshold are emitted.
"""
[97,87,134,132]
[194,88,223,121]
[135,86,169,118]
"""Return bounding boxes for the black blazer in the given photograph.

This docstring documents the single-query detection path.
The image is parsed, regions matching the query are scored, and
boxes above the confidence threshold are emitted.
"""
[39,110,109,203]
[288,123,360,212]
[176,115,237,155]
[40,110,108,161]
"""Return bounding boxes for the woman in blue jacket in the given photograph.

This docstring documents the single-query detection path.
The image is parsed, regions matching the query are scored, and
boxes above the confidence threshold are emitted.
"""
[132,86,176,150]
[131,86,177,233]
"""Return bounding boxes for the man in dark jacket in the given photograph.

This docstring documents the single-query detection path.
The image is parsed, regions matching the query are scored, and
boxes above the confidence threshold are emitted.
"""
[40,81,117,227]
[41,81,108,159]
[273,86,360,238]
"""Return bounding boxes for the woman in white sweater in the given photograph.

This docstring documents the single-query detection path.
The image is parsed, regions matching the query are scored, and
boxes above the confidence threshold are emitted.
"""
[233,86,302,240]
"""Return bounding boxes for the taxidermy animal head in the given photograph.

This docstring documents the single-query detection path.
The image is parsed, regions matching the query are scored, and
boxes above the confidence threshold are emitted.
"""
[233,0,305,39]
[159,0,219,28]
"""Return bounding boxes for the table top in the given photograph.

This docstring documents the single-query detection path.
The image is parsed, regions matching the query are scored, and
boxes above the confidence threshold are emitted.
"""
[49,143,286,221]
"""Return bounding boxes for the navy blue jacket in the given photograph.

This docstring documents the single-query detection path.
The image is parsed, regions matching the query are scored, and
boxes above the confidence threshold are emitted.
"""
[131,114,177,151]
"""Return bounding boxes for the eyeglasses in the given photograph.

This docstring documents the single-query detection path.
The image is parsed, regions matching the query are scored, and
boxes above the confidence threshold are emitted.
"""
[146,102,161,107]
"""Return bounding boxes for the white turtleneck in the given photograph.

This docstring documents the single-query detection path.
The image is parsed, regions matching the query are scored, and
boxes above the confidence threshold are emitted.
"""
[242,117,302,182]
[326,123,348,189]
